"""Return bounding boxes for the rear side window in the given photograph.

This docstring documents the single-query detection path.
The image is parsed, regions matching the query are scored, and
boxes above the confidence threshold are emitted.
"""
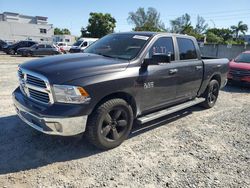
[46,44,52,48]
[177,38,197,60]
[148,37,175,61]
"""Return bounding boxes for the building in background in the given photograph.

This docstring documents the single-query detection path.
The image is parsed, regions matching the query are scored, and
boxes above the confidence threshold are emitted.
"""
[53,35,76,45]
[243,35,250,44]
[0,12,54,42]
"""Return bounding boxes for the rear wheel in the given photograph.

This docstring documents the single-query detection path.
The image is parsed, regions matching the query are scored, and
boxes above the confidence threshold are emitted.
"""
[201,80,220,108]
[86,99,133,150]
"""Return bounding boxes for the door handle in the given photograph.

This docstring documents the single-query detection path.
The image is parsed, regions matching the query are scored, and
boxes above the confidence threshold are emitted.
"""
[169,69,178,75]
[195,65,203,70]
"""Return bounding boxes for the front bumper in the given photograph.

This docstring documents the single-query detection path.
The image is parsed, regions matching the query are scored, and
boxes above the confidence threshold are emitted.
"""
[12,90,88,136]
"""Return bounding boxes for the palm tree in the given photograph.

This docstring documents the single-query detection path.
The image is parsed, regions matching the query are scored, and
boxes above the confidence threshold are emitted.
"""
[231,21,248,39]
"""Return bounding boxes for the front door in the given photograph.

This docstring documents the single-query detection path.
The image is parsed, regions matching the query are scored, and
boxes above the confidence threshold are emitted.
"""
[137,37,178,112]
[34,44,46,56]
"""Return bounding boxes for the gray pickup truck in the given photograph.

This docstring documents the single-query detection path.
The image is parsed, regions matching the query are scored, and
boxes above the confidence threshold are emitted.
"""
[12,32,229,149]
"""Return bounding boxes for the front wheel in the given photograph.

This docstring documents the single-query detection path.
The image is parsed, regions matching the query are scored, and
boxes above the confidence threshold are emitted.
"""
[200,79,220,108]
[86,99,134,150]
[8,49,15,55]
[26,52,32,57]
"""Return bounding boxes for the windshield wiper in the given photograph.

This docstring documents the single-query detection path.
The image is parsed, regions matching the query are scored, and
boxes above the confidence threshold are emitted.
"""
[96,53,128,60]
[96,53,114,58]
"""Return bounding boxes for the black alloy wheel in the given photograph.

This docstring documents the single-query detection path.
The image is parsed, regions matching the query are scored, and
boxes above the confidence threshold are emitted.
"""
[201,79,220,108]
[86,99,134,149]
[101,107,129,142]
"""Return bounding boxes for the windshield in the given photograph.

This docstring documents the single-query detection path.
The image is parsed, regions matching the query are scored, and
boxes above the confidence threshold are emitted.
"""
[84,34,150,60]
[235,53,250,63]
[73,40,83,46]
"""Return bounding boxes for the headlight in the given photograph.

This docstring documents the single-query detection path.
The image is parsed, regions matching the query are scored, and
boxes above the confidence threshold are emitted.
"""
[53,85,91,104]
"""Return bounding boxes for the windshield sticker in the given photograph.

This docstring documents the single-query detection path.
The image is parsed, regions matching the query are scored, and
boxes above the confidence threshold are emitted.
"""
[133,35,149,40]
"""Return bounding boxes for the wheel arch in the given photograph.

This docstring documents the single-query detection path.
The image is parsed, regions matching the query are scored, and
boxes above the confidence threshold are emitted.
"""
[210,73,222,87]
[92,91,137,117]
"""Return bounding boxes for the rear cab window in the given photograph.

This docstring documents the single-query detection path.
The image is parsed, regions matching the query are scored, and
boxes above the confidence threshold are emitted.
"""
[177,38,197,60]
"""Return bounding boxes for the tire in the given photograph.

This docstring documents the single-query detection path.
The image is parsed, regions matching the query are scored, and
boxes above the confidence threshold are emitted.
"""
[86,98,134,150]
[8,49,15,55]
[27,52,32,57]
[200,79,220,109]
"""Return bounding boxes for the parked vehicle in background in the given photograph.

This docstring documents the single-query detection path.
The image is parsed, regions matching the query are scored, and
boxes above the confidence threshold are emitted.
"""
[228,51,250,85]
[56,42,71,53]
[17,43,62,57]
[69,38,98,53]
[0,39,7,51]
[2,40,37,55]
[13,32,229,149]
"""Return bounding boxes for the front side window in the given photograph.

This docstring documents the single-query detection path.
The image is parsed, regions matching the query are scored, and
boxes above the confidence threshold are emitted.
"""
[37,44,45,48]
[147,37,175,61]
[73,40,83,46]
[46,44,52,48]
[84,34,150,60]
[177,38,197,60]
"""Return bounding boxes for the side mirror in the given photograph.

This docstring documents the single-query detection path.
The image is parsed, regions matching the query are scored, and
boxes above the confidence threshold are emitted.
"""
[143,53,171,67]
[152,53,171,63]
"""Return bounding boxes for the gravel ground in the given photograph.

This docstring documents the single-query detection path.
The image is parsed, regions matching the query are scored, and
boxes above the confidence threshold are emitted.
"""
[0,53,249,188]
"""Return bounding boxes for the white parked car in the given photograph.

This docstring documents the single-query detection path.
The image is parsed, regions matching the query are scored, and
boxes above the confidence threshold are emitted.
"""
[56,42,72,53]
[69,38,98,53]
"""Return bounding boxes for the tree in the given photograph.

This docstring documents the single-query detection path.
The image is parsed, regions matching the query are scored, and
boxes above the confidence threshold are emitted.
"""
[231,21,248,39]
[170,13,191,33]
[206,32,224,44]
[127,7,165,32]
[195,15,208,34]
[81,12,116,38]
[54,27,71,35]
[206,28,233,42]
[54,28,63,35]
[61,28,71,35]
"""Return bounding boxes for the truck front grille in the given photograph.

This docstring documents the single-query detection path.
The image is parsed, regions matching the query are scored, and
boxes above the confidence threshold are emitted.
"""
[18,68,53,105]
[26,74,47,88]
[229,68,250,77]
[29,88,50,103]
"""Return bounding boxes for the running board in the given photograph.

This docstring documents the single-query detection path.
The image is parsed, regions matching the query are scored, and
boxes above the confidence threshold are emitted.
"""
[137,98,205,124]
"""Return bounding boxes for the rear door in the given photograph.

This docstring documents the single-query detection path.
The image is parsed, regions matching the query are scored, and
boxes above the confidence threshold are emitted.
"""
[175,37,203,100]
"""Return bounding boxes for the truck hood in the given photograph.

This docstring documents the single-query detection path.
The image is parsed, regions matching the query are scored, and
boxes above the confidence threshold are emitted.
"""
[20,53,129,84]
[229,60,250,70]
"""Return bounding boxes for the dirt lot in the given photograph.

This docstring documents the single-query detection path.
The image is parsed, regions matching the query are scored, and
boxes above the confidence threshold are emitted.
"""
[0,53,249,188]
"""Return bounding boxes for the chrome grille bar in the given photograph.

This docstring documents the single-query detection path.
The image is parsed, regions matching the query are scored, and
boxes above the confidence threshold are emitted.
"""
[17,67,54,105]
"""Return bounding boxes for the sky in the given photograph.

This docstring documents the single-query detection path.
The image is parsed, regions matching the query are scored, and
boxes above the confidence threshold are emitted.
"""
[0,0,249,36]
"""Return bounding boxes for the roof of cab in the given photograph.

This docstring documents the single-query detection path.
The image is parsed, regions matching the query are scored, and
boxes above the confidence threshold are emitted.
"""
[113,31,193,38]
